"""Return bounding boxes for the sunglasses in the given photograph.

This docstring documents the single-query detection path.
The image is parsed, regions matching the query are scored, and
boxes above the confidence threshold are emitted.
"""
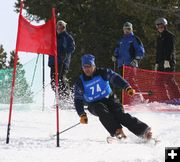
[156,25,164,29]
[123,28,131,31]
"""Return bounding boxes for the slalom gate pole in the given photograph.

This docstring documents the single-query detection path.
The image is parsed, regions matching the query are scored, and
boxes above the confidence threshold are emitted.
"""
[51,8,60,147]
[55,44,59,147]
[52,122,80,137]
[6,0,24,144]
[42,55,45,111]
[6,53,18,144]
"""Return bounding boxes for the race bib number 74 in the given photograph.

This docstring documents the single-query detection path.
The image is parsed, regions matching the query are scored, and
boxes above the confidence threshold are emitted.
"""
[90,84,102,95]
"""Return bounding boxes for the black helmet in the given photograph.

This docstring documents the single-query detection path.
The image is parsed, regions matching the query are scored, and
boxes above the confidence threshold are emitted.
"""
[155,18,168,26]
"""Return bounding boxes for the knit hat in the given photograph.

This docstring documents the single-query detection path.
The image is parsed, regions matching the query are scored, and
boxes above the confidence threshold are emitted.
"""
[81,54,95,66]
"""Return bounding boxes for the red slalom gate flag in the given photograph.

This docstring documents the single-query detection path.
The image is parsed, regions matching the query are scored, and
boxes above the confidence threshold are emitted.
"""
[16,12,57,56]
[6,1,60,147]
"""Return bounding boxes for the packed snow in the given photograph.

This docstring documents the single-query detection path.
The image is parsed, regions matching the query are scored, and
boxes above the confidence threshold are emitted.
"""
[0,95,180,162]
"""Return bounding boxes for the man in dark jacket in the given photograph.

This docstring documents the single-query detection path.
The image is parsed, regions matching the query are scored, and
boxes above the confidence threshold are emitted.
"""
[155,18,176,72]
[74,54,152,140]
[48,20,75,97]
[154,18,180,100]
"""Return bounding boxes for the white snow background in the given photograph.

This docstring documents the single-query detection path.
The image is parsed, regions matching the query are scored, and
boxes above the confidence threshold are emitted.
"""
[0,86,180,162]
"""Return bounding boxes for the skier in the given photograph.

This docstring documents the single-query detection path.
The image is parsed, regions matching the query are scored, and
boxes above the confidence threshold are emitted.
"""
[74,54,152,141]
[112,22,145,69]
[48,20,75,98]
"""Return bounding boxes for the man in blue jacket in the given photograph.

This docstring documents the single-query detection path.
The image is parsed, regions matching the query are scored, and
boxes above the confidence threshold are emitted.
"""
[48,20,75,97]
[74,54,152,140]
[113,22,145,69]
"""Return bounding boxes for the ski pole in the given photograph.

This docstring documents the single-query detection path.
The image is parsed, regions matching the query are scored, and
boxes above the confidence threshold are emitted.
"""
[51,122,80,137]
[135,90,153,96]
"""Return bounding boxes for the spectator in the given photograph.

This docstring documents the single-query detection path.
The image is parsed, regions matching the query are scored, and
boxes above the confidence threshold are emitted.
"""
[154,17,176,72]
[113,22,145,69]
[154,18,180,101]
[48,20,75,97]
[113,22,145,102]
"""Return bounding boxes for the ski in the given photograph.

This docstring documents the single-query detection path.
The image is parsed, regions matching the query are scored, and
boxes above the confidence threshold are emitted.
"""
[106,136,160,145]
[107,136,124,144]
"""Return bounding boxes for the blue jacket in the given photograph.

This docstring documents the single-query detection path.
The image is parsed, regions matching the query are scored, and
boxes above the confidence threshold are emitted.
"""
[74,68,130,116]
[114,32,145,68]
[48,31,75,69]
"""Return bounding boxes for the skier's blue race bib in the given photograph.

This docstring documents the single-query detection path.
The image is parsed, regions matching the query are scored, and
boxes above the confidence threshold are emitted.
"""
[80,75,112,102]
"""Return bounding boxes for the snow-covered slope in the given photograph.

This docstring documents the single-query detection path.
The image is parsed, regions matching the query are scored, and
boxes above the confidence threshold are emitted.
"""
[0,102,180,162]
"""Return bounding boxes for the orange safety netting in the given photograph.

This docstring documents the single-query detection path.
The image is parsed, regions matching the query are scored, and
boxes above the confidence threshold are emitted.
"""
[123,66,180,105]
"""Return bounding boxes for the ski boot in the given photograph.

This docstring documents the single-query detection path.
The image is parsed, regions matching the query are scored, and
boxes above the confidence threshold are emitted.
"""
[115,128,127,139]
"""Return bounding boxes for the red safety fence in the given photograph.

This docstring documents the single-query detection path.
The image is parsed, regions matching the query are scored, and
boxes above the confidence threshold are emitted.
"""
[123,66,180,106]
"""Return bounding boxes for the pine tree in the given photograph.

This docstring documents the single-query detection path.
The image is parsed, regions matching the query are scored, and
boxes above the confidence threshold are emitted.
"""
[0,45,8,102]
[8,51,33,103]
[0,44,7,69]
[0,50,33,104]
[8,50,20,68]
